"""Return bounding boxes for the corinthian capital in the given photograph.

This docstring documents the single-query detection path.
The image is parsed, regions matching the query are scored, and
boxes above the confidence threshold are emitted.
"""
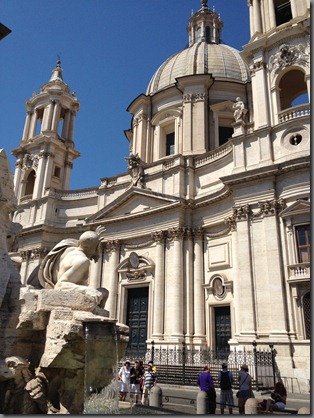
[151,231,165,244]
[167,227,185,241]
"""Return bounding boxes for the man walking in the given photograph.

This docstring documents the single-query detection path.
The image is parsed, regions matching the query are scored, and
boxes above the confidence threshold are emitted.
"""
[197,365,216,414]
[218,362,234,414]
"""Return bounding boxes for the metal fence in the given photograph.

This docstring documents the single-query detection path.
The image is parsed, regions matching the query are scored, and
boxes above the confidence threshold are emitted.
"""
[122,341,276,391]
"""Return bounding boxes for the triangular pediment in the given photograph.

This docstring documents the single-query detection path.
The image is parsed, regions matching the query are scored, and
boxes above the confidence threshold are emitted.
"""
[86,187,180,222]
[280,199,310,218]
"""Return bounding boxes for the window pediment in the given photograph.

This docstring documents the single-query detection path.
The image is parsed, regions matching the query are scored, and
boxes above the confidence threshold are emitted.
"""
[280,200,310,218]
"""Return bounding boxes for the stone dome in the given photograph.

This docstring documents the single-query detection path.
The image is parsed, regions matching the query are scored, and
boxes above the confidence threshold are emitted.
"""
[146,42,250,95]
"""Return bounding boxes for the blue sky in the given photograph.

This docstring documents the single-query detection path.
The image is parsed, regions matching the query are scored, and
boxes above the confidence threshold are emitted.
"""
[1,0,250,190]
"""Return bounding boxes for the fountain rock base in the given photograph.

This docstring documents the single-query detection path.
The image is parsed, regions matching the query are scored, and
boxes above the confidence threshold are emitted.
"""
[4,286,129,414]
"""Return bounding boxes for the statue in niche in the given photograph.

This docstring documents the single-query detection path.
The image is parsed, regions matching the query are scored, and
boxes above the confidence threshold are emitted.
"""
[232,97,247,122]
[125,152,145,188]
[38,230,108,308]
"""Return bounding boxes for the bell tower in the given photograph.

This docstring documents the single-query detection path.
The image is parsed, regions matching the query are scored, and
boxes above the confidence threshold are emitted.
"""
[12,60,80,203]
[243,0,310,130]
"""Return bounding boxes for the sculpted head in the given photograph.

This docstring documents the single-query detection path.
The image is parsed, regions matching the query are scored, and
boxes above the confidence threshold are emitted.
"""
[78,231,100,261]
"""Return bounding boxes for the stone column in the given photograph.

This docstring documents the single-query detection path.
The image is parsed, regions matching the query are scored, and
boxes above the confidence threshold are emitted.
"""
[248,1,254,38]
[167,227,184,340]
[268,0,277,28]
[193,93,207,153]
[68,110,77,141]
[51,101,61,133]
[153,125,161,160]
[253,0,262,33]
[105,240,120,319]
[184,228,194,342]
[193,227,206,343]
[182,94,193,153]
[62,109,71,139]
[234,206,256,340]
[151,231,165,340]
[13,157,24,200]
[38,151,54,198]
[290,0,299,19]
[28,110,37,139]
[42,100,54,132]
[22,111,32,141]
[89,242,103,288]
[259,201,289,340]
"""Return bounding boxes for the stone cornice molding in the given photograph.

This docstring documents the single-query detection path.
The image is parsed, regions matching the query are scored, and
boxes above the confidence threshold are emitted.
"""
[124,239,155,249]
[20,247,49,261]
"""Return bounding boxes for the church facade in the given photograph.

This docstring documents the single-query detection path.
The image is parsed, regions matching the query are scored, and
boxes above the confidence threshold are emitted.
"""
[9,1,310,391]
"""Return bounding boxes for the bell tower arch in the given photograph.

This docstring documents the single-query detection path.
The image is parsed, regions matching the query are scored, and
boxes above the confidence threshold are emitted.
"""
[12,60,80,203]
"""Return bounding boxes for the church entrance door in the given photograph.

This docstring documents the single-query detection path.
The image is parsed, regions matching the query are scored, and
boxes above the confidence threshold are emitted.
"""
[215,306,231,353]
[126,287,149,357]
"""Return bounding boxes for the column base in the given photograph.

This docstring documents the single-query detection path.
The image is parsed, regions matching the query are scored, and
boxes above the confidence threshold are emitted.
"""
[193,335,207,346]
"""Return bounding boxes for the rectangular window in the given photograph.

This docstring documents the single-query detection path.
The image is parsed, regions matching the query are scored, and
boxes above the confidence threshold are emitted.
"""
[295,224,311,263]
[219,127,233,146]
[166,132,175,156]
[274,1,292,26]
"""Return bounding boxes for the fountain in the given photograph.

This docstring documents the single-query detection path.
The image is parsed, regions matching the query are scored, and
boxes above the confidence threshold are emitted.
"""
[0,149,130,414]
[0,149,169,414]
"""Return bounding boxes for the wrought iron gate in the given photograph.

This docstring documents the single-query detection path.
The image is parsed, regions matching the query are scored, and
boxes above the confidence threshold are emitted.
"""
[121,341,276,390]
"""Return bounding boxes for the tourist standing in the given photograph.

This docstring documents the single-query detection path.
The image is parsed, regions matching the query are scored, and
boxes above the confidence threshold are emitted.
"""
[218,362,234,414]
[118,360,131,401]
[141,363,157,406]
[130,360,143,404]
[237,364,252,414]
[197,365,217,414]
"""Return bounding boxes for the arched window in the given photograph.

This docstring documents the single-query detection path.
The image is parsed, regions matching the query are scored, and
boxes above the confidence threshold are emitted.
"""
[303,292,310,339]
[24,170,36,197]
[196,27,202,42]
[279,69,307,110]
[35,107,44,137]
[205,26,211,43]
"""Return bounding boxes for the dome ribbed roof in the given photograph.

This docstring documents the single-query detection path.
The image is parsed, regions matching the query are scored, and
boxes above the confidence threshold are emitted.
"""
[146,42,250,95]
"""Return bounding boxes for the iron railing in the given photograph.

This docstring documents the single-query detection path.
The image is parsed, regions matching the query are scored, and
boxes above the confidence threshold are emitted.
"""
[122,341,276,391]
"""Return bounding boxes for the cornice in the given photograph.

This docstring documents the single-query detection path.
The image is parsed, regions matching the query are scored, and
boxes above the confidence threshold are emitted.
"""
[221,157,310,186]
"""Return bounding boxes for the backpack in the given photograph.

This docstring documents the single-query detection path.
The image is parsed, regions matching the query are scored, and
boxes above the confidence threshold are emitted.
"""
[220,371,232,390]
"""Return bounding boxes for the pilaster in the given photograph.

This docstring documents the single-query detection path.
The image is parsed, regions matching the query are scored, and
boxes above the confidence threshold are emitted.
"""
[151,231,165,340]
[104,240,120,319]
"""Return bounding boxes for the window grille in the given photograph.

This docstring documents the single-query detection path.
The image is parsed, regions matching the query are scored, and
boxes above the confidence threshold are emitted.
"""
[303,292,310,339]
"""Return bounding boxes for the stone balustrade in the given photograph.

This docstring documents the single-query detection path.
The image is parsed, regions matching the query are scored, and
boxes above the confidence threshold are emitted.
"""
[278,104,310,124]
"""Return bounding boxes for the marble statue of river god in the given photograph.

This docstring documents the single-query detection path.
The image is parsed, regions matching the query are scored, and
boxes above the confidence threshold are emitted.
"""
[13,230,129,414]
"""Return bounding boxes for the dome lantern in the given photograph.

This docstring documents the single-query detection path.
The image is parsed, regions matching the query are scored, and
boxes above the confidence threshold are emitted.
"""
[187,0,223,46]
